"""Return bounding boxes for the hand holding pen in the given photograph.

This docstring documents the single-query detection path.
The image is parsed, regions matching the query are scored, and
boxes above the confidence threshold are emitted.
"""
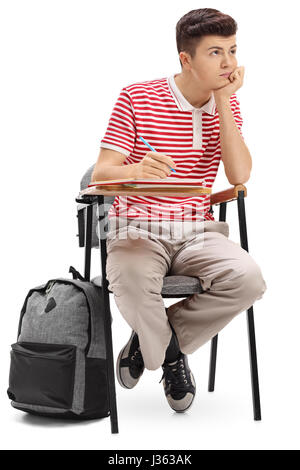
[136,136,177,179]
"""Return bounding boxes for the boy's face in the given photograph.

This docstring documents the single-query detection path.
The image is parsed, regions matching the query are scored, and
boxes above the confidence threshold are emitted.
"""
[180,34,238,91]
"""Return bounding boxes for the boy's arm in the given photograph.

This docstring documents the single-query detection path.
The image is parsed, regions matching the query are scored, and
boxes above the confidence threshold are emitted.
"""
[91,148,139,182]
[213,66,252,185]
[92,86,137,182]
[216,96,252,185]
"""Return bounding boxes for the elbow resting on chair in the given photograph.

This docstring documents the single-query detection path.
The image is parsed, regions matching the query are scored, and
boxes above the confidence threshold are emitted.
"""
[227,170,251,186]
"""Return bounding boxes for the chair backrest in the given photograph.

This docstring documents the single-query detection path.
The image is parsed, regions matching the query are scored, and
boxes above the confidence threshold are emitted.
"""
[79,164,115,249]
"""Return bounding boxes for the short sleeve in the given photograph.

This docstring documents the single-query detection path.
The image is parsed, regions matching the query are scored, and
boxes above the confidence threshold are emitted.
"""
[100,88,136,157]
[232,95,244,139]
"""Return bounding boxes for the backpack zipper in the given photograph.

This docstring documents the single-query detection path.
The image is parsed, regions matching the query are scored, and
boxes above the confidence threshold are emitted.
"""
[45,280,56,295]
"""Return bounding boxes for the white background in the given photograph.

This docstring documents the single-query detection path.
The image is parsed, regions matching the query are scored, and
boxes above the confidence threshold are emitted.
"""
[1,0,299,450]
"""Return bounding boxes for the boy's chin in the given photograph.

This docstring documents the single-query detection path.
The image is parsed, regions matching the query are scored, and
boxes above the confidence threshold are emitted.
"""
[211,84,228,91]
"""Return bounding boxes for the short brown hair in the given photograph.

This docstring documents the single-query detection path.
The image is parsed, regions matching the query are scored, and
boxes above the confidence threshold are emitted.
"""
[176,8,238,68]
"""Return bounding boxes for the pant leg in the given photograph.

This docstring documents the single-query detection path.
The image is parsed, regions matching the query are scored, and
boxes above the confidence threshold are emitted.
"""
[105,224,172,370]
[166,229,267,354]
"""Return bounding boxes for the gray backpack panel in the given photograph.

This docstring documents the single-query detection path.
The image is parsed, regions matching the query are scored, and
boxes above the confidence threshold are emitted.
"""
[7,270,111,420]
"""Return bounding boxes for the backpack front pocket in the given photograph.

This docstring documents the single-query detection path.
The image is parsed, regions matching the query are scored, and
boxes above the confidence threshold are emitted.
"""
[8,342,76,409]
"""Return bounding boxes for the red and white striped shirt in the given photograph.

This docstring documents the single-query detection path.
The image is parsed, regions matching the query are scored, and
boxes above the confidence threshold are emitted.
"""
[100,74,243,221]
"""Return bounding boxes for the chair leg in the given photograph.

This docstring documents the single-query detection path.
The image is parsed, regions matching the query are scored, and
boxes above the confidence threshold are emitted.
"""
[97,196,119,433]
[84,205,93,281]
[102,274,119,433]
[238,190,261,421]
[208,202,226,392]
[208,335,218,391]
[246,306,261,420]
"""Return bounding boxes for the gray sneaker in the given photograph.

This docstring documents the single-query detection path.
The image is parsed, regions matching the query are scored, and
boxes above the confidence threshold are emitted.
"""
[116,330,145,389]
[159,352,196,412]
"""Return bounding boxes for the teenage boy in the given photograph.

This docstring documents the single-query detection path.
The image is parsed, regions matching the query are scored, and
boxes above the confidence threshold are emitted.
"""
[92,8,267,413]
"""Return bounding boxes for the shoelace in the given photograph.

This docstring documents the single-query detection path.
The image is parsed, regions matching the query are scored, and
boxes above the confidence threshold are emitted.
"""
[159,356,190,394]
[130,346,144,373]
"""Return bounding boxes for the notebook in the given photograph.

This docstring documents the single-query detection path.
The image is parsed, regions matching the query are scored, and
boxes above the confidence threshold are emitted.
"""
[88,177,208,189]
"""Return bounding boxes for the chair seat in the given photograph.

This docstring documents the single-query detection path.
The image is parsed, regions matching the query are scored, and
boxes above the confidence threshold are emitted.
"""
[91,274,203,296]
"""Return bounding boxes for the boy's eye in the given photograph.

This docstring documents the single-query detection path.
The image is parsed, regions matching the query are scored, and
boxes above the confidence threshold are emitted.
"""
[211,50,237,55]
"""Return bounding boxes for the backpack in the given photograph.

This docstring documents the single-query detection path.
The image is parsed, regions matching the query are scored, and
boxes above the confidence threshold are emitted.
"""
[7,266,111,421]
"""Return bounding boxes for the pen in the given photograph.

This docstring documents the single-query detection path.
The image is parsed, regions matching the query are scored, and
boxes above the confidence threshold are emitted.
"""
[138,136,177,173]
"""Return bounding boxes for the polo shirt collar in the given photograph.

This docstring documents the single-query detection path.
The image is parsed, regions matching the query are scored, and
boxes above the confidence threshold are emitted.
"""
[168,73,216,115]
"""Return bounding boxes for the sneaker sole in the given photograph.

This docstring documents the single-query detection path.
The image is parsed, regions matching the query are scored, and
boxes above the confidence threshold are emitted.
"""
[116,330,142,389]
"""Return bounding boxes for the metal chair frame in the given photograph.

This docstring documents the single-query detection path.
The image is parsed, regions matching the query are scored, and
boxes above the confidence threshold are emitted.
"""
[75,184,261,433]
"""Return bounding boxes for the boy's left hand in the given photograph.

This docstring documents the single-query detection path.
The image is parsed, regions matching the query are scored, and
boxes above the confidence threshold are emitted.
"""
[213,66,245,100]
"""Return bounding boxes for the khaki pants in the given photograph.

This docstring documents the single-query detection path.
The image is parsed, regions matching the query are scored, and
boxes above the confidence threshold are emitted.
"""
[104,216,267,371]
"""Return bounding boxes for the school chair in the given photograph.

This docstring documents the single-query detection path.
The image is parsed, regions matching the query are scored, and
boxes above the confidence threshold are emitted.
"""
[76,163,261,434]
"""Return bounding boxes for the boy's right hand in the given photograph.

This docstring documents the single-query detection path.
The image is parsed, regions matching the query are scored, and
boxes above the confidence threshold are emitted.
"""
[134,151,177,179]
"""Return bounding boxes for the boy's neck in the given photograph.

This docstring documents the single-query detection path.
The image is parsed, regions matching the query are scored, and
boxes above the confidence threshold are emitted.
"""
[174,72,212,109]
